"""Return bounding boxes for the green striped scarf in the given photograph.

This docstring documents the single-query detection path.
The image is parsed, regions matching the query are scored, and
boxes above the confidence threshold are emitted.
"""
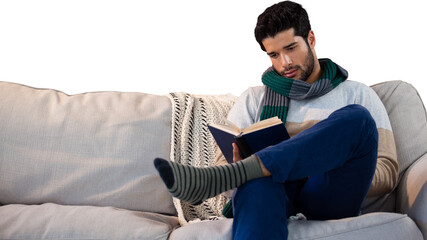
[260,58,348,122]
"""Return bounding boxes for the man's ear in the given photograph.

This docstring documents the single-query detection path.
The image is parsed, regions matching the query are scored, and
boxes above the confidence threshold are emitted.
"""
[307,30,316,48]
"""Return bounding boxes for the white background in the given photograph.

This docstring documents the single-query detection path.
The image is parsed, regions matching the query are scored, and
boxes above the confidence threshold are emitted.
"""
[1,0,426,103]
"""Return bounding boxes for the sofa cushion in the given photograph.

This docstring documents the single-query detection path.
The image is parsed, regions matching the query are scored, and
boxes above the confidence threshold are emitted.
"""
[169,213,422,240]
[0,203,179,240]
[0,81,175,215]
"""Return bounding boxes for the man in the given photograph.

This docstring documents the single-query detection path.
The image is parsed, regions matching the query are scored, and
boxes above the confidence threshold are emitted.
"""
[154,1,398,239]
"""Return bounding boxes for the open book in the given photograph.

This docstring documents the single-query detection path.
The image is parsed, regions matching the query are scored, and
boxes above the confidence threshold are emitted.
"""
[208,116,290,163]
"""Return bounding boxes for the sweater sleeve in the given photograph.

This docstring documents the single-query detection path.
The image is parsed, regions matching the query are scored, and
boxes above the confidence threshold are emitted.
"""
[358,85,398,197]
[226,87,262,129]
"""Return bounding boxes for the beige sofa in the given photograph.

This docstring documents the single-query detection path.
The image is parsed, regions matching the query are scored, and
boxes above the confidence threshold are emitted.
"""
[0,80,425,239]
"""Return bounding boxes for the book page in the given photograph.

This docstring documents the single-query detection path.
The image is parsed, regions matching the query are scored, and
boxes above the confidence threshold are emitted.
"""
[242,116,283,134]
[209,119,241,136]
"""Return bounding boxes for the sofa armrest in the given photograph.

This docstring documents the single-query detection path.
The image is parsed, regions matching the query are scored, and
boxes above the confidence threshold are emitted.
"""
[396,152,427,239]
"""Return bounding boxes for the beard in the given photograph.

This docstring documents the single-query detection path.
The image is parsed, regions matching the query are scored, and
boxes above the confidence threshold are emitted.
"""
[280,47,315,81]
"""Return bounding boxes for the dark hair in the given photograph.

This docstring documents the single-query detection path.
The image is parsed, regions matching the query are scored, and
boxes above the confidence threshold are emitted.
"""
[254,1,311,51]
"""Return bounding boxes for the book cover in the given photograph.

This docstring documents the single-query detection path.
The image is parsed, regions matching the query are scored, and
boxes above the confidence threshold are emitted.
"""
[208,117,290,163]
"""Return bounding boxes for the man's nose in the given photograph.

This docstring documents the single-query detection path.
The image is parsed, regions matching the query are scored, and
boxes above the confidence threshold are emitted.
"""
[280,54,292,67]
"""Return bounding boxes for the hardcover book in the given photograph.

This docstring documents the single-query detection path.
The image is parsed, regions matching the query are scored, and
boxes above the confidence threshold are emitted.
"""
[208,116,290,163]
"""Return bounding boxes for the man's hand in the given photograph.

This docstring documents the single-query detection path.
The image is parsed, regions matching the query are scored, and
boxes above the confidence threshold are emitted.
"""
[232,143,243,162]
[233,142,271,177]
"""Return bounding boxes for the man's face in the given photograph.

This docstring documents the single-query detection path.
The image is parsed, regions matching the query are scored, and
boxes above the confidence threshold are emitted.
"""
[262,28,316,83]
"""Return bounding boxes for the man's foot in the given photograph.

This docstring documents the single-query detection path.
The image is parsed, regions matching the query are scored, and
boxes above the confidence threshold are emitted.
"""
[153,155,264,205]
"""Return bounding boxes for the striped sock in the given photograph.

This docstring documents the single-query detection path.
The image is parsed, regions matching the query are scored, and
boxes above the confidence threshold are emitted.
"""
[153,155,264,205]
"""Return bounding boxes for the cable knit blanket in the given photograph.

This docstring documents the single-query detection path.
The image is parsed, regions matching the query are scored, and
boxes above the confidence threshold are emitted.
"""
[167,92,236,225]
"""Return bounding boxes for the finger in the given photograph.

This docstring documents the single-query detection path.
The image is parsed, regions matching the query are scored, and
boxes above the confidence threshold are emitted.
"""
[232,143,242,162]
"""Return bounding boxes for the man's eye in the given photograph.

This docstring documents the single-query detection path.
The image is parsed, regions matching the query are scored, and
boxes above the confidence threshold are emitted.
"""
[270,54,278,59]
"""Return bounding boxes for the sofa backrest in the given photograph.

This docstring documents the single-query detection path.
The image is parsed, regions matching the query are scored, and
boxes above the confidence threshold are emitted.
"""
[0,81,176,215]
[362,81,427,212]
[371,81,427,178]
[2,80,425,216]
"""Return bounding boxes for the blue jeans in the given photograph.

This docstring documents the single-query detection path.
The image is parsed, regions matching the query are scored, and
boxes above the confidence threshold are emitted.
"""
[232,104,378,239]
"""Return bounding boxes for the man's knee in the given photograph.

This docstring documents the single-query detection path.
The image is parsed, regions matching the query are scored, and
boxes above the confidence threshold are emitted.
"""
[337,104,372,121]
[333,104,377,135]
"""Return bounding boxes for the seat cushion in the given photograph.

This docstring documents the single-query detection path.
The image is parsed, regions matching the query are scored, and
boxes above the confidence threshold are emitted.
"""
[169,213,422,240]
[0,203,179,240]
[0,81,175,215]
